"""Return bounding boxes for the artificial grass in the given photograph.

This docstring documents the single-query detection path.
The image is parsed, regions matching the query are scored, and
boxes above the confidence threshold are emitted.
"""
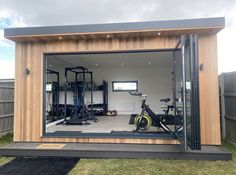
[69,141,236,175]
[0,133,14,165]
[0,133,13,147]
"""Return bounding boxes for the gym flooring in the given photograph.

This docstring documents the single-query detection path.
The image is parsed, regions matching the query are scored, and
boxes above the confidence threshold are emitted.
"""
[46,115,160,133]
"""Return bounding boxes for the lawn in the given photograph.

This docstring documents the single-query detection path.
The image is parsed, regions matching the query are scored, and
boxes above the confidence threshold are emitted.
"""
[0,134,235,175]
[69,141,236,175]
[0,133,14,165]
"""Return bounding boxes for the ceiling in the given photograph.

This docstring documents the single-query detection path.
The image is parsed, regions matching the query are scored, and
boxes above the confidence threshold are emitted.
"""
[47,51,175,69]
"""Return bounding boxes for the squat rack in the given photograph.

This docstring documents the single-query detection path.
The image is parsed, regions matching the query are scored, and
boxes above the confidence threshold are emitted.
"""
[64,66,96,124]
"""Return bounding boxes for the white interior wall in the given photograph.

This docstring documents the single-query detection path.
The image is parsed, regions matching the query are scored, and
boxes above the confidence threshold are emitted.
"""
[90,67,172,114]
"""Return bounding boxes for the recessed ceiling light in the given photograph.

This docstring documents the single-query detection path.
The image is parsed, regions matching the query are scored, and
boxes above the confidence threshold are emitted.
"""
[157,32,161,36]
[49,65,52,67]
[106,34,110,38]
[95,63,98,66]
[121,62,124,66]
[148,62,152,65]
[59,36,62,40]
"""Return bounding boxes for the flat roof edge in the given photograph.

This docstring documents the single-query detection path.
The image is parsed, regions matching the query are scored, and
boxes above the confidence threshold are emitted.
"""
[4,17,225,38]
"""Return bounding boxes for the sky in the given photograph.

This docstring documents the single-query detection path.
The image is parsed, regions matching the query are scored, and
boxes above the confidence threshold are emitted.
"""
[0,0,236,79]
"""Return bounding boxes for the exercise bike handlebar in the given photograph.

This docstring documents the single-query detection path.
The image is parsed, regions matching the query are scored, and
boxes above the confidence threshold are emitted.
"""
[128,91,142,96]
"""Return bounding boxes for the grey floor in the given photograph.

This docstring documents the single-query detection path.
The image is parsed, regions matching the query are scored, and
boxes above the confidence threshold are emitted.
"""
[46,115,160,133]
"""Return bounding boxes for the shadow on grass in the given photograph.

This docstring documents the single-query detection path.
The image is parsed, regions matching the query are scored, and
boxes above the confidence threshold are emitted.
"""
[0,157,79,175]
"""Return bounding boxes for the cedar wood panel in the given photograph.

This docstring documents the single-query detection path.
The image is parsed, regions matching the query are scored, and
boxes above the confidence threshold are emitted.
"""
[13,34,221,145]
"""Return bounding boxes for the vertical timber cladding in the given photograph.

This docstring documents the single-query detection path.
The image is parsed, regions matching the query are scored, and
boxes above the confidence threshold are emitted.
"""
[13,34,221,145]
[13,35,178,143]
[14,41,43,142]
[198,34,221,145]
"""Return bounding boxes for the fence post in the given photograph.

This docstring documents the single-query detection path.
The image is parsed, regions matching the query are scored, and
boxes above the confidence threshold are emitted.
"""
[219,74,226,139]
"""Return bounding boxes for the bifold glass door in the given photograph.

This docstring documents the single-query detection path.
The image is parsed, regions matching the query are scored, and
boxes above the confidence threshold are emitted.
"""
[174,35,201,150]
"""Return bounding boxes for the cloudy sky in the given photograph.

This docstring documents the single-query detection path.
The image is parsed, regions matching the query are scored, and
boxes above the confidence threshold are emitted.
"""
[0,0,236,78]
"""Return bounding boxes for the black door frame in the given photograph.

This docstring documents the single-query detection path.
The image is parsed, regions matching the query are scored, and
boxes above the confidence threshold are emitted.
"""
[173,35,201,150]
[188,35,201,150]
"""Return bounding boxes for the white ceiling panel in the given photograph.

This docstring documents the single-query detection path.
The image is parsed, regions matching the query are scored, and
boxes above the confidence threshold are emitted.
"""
[47,51,174,69]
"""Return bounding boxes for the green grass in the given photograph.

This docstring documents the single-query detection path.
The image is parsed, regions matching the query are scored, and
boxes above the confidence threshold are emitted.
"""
[0,134,236,175]
[69,141,236,175]
[0,133,14,165]
[0,133,13,147]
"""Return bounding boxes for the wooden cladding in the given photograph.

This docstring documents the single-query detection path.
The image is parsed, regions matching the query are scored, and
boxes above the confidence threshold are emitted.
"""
[13,34,221,145]
[198,34,221,145]
[43,36,178,52]
[41,138,180,145]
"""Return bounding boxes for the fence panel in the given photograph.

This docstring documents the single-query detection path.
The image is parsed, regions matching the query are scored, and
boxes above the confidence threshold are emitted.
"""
[220,72,236,143]
[0,80,14,135]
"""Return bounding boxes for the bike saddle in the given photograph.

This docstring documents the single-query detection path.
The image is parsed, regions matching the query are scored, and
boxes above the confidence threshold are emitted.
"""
[160,98,170,103]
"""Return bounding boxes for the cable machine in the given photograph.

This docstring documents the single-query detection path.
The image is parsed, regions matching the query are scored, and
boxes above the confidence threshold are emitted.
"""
[64,66,98,125]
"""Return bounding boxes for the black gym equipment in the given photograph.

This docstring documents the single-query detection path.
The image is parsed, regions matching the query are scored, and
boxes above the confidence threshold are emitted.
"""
[46,69,60,122]
[87,81,108,116]
[129,91,183,134]
[64,66,98,125]
[159,98,182,126]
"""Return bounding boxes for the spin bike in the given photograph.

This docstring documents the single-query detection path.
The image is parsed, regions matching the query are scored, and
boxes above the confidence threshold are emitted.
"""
[129,91,183,134]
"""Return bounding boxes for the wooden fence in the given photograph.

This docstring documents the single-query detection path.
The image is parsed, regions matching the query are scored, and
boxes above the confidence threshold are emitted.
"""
[0,79,14,135]
[219,72,236,144]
